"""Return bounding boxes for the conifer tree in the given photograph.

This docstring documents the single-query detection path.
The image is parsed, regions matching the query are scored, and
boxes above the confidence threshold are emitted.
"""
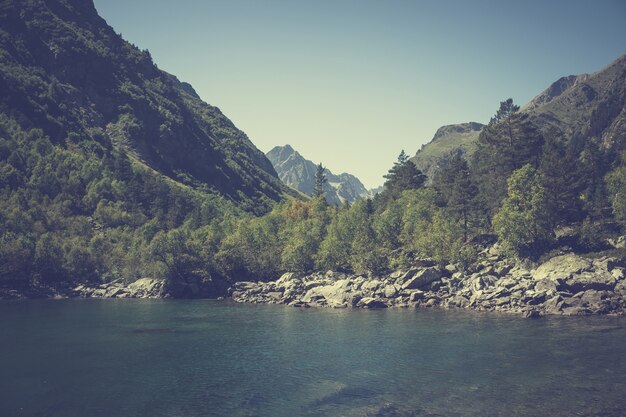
[382,150,426,200]
[313,163,327,199]
[433,153,478,241]
[539,135,585,225]
[472,99,544,217]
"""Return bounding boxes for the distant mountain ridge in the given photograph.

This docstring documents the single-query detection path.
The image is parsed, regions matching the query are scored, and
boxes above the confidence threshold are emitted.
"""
[410,122,484,181]
[266,145,370,204]
[411,53,626,179]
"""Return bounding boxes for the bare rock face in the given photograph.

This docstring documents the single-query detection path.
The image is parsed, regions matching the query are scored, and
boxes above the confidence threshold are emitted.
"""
[533,254,622,294]
[533,254,593,281]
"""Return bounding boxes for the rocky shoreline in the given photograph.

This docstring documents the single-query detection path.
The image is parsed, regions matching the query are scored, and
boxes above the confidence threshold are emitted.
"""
[0,278,165,300]
[230,252,626,317]
[2,251,625,318]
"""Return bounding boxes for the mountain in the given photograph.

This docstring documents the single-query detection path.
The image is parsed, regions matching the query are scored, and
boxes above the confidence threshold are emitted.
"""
[266,145,369,205]
[521,74,591,111]
[0,0,291,212]
[411,53,626,179]
[523,54,626,149]
[410,122,484,181]
[0,0,298,294]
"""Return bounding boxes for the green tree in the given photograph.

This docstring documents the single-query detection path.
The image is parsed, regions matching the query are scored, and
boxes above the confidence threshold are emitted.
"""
[606,162,626,226]
[349,200,387,274]
[493,164,553,257]
[472,99,544,217]
[580,140,612,221]
[538,135,585,225]
[315,207,354,271]
[433,153,478,241]
[313,163,327,198]
[382,150,426,201]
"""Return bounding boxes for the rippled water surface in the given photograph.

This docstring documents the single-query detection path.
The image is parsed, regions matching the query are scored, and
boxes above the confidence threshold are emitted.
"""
[1,300,625,417]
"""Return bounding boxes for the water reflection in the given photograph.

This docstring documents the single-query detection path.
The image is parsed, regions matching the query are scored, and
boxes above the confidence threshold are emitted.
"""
[0,300,624,417]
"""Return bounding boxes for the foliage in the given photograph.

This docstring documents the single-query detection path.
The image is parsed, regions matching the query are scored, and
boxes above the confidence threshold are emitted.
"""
[493,165,553,257]
[606,162,626,226]
[472,99,544,217]
[313,163,328,199]
[382,150,426,201]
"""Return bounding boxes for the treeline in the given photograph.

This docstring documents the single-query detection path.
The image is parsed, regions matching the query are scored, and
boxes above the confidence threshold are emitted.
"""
[1,99,626,294]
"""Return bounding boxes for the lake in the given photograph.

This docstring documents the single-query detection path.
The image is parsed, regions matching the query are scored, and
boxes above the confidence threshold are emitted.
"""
[0,300,625,417]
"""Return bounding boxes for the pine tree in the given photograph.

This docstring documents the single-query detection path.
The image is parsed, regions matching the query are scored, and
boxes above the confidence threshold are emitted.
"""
[539,135,585,225]
[433,153,478,241]
[313,163,327,199]
[472,99,544,217]
[383,150,426,199]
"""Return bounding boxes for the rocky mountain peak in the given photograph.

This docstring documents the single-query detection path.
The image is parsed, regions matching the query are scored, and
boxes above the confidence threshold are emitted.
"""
[523,74,591,111]
[266,145,370,204]
[432,122,484,142]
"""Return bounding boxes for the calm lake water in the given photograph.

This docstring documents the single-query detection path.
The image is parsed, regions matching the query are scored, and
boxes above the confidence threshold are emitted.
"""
[1,300,625,417]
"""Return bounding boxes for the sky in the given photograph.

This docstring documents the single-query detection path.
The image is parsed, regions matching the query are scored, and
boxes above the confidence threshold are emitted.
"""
[94,0,626,188]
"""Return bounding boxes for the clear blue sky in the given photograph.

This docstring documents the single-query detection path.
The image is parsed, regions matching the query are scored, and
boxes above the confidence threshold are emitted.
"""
[94,0,626,188]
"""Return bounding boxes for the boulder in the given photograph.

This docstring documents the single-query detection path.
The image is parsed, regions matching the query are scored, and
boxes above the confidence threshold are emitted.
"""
[105,286,127,298]
[408,290,425,302]
[523,309,541,319]
[301,279,354,307]
[535,279,558,294]
[383,285,398,298]
[533,253,592,281]
[542,295,565,315]
[357,297,388,309]
[559,271,616,293]
[394,269,418,286]
[401,268,442,290]
[611,267,625,280]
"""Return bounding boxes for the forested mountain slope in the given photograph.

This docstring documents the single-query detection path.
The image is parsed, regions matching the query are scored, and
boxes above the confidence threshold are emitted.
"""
[410,122,484,182]
[0,0,289,210]
[412,53,626,181]
[0,0,295,295]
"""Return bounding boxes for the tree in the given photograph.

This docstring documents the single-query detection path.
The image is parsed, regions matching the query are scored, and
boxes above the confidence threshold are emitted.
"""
[471,99,544,217]
[432,153,478,241]
[313,163,327,199]
[349,200,387,274]
[493,164,553,257]
[606,160,626,226]
[580,140,612,221]
[382,150,426,200]
[538,135,585,225]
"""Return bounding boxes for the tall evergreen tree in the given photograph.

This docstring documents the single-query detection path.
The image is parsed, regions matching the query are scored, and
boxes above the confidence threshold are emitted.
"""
[433,153,478,241]
[580,140,612,220]
[472,99,544,218]
[383,150,426,200]
[313,163,327,199]
[539,135,585,225]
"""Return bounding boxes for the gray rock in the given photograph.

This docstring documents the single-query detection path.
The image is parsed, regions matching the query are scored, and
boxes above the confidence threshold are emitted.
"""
[357,297,388,308]
[561,271,616,293]
[401,268,442,290]
[523,309,541,319]
[533,253,592,281]
[383,285,398,298]
[408,290,425,302]
[543,295,565,314]
[611,267,625,280]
